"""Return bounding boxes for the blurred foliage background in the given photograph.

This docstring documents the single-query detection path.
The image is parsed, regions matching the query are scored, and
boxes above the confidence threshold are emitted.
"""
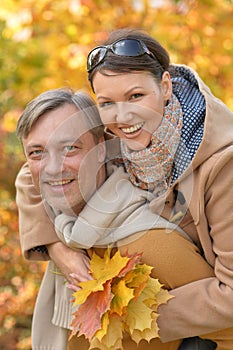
[0,0,232,348]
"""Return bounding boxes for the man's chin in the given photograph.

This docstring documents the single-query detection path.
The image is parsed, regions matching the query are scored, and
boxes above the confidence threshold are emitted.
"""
[45,198,73,213]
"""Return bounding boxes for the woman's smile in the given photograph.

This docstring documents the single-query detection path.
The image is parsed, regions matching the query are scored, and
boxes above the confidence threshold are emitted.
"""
[121,122,144,135]
[93,70,172,150]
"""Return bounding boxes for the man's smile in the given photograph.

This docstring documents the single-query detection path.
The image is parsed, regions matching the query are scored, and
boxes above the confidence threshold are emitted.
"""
[48,179,73,186]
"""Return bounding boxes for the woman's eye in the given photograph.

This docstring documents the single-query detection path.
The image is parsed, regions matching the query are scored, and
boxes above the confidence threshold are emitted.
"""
[98,101,114,108]
[130,93,143,100]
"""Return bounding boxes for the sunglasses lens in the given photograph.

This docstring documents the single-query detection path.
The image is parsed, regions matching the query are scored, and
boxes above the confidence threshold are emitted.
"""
[113,39,143,56]
[87,47,107,71]
[87,39,154,72]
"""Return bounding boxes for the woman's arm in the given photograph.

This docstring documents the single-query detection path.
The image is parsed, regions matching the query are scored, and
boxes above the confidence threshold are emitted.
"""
[157,152,233,341]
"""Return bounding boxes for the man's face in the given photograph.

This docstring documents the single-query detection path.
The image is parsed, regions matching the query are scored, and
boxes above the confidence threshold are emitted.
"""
[22,103,106,214]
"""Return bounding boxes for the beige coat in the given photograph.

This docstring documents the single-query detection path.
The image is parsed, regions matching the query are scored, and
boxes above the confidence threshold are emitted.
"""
[15,65,233,345]
[149,66,233,341]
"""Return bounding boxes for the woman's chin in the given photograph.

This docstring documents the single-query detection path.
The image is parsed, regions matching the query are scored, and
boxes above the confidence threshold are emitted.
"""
[124,139,148,151]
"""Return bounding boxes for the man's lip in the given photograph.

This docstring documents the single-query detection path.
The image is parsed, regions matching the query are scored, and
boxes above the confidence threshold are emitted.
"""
[43,179,74,186]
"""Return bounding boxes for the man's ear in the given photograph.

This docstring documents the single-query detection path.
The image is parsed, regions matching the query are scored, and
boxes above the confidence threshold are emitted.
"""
[161,71,172,101]
[97,136,106,162]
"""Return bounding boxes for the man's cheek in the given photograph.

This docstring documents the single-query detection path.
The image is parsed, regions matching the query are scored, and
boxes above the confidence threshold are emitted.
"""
[28,164,41,192]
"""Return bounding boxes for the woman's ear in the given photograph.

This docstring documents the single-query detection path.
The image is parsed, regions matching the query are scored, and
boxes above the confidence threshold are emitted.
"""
[97,136,106,162]
[161,71,172,101]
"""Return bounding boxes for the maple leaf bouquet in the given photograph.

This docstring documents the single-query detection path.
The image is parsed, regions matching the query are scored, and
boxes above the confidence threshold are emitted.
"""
[69,248,172,350]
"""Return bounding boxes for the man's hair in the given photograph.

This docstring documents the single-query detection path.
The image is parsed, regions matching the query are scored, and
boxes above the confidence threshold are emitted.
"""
[16,87,104,141]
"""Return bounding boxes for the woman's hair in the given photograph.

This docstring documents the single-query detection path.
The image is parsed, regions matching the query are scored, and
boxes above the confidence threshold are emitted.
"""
[88,28,171,89]
[16,87,104,141]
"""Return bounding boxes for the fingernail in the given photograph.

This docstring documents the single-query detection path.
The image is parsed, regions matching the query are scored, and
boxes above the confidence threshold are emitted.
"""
[69,273,76,278]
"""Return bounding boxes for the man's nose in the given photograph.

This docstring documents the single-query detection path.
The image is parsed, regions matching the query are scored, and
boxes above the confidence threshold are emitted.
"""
[42,154,64,177]
[115,102,134,124]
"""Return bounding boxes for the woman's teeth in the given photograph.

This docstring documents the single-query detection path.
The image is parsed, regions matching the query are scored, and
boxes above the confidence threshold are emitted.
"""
[121,122,144,134]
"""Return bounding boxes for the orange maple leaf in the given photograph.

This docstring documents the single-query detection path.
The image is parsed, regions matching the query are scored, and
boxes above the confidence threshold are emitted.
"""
[70,280,112,340]
[117,251,142,278]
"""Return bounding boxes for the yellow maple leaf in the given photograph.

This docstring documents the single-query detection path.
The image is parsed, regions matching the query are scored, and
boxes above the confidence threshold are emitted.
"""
[130,313,159,344]
[140,277,164,308]
[73,279,104,306]
[111,279,135,316]
[90,248,130,281]
[124,264,152,299]
[125,292,153,333]
[90,315,123,350]
[73,249,129,305]
[94,312,109,341]
[153,287,174,312]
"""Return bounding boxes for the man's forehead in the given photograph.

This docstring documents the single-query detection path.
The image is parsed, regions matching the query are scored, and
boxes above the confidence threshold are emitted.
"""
[51,113,91,136]
[23,108,96,148]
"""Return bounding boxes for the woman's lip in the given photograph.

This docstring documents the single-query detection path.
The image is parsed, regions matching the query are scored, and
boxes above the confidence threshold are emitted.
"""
[120,122,144,138]
[121,122,144,134]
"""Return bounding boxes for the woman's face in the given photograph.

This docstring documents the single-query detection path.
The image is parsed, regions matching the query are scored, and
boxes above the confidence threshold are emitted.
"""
[93,70,172,150]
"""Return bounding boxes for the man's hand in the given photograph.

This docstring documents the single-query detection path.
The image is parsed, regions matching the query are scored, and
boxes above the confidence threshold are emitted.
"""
[47,241,92,290]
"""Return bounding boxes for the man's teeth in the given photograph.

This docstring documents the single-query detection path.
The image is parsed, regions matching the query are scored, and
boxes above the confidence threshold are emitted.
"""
[121,122,144,134]
[49,180,71,186]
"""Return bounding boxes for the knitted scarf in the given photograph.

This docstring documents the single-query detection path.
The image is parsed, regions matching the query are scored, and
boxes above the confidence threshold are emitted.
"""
[121,94,183,196]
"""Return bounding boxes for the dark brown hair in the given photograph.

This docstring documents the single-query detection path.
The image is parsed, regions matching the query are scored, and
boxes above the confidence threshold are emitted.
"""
[88,28,171,90]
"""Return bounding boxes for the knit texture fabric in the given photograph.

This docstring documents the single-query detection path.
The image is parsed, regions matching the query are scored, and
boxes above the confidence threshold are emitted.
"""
[171,65,206,182]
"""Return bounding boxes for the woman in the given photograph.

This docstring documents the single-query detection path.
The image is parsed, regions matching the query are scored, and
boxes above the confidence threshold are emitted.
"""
[85,28,233,348]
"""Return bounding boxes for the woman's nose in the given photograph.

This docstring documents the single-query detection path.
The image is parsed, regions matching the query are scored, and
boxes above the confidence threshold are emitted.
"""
[115,102,134,124]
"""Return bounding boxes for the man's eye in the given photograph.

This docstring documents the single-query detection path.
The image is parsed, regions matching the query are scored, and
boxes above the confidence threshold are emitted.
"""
[28,150,43,157]
[65,146,81,154]
[65,146,76,151]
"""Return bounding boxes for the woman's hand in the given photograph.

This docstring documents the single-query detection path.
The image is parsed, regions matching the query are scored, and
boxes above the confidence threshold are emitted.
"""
[46,241,92,291]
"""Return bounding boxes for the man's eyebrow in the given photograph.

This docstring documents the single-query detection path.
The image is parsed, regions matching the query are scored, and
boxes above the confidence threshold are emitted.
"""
[58,138,83,145]
[25,143,43,151]
[26,138,83,147]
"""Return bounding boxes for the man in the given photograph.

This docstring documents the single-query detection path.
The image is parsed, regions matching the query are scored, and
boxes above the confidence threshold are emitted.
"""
[16,88,216,350]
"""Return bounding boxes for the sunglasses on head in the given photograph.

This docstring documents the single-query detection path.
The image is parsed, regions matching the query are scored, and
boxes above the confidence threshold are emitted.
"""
[87,38,155,72]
